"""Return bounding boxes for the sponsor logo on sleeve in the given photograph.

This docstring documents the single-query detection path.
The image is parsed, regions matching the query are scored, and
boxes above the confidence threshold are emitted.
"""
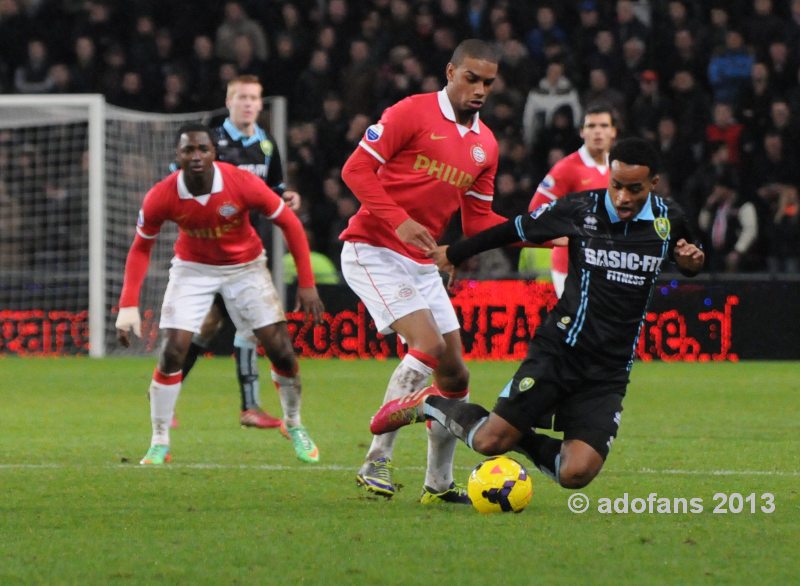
[540,174,555,189]
[137,209,145,227]
[518,377,535,391]
[365,123,384,142]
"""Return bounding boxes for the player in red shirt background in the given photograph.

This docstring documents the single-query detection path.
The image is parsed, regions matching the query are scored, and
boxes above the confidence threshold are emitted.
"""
[115,124,324,465]
[523,103,617,297]
[340,39,511,504]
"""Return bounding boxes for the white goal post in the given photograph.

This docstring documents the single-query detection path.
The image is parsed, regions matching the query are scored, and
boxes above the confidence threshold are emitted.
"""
[0,94,288,358]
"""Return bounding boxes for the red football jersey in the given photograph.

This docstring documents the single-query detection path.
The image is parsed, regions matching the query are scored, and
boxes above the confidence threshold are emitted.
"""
[340,90,501,263]
[137,162,283,265]
[529,146,609,272]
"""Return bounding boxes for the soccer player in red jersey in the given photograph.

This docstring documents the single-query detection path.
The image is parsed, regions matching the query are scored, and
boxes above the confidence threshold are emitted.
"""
[179,75,303,432]
[339,39,512,504]
[522,103,617,297]
[115,124,324,465]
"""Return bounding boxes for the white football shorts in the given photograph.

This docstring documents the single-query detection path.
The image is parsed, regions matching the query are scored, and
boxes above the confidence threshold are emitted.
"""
[341,241,459,335]
[159,252,284,335]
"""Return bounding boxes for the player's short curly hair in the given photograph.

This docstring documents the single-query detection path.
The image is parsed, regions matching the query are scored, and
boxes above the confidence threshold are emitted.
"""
[450,39,501,66]
[175,123,214,146]
[609,137,660,177]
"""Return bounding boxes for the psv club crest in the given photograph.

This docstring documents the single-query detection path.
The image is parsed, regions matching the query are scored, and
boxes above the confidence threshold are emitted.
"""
[218,203,239,218]
[654,217,671,240]
[470,144,486,165]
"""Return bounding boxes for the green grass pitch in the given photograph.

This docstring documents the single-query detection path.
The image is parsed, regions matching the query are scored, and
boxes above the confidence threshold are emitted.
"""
[1,357,798,585]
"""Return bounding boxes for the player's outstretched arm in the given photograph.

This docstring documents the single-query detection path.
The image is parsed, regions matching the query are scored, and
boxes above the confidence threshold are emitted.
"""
[116,234,156,346]
[673,238,705,275]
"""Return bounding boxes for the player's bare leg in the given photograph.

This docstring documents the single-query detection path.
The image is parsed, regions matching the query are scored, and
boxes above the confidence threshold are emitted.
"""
[358,309,451,498]
[421,329,470,503]
[373,392,606,489]
[141,329,193,465]
[253,322,319,463]
[177,300,225,429]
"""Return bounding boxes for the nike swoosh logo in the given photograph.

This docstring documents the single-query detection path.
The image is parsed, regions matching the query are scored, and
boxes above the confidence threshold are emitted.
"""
[430,133,447,140]
[581,178,592,185]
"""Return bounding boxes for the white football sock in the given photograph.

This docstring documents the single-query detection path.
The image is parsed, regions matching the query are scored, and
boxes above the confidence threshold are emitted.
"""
[425,391,468,491]
[365,354,433,462]
[149,371,181,446]
[272,367,301,427]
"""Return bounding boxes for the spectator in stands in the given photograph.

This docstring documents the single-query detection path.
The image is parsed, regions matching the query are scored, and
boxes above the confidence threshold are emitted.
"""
[765,40,797,95]
[654,115,695,200]
[662,28,707,87]
[128,14,158,73]
[787,0,800,48]
[766,97,800,146]
[98,43,126,99]
[161,71,194,113]
[186,35,220,110]
[654,0,700,65]
[669,69,710,147]
[707,6,732,53]
[0,0,30,84]
[525,5,567,65]
[706,102,745,167]
[585,29,623,87]
[738,62,774,136]
[572,1,603,68]
[685,140,736,231]
[698,171,760,272]
[293,48,334,121]
[70,36,99,93]
[48,64,73,95]
[521,60,581,148]
[614,0,649,46]
[746,0,785,54]
[582,68,627,127]
[111,71,151,111]
[340,38,379,117]
[765,185,800,273]
[215,1,268,63]
[75,0,121,55]
[532,103,581,170]
[14,39,53,94]
[707,29,754,104]
[749,131,799,204]
[231,33,265,79]
[620,36,648,100]
[630,69,671,141]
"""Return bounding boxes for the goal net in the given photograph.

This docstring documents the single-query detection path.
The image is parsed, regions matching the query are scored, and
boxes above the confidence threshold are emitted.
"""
[0,95,287,357]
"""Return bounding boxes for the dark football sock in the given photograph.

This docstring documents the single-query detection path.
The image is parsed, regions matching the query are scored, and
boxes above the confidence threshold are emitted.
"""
[515,432,562,483]
[234,343,260,411]
[424,396,490,448]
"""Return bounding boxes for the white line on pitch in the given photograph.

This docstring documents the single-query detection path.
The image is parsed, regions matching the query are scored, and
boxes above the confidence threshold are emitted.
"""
[1,463,799,477]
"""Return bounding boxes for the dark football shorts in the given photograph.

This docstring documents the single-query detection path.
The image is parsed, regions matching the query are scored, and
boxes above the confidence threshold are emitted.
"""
[492,342,626,460]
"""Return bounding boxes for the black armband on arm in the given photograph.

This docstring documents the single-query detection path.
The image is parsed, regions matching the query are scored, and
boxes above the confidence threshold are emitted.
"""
[446,219,521,266]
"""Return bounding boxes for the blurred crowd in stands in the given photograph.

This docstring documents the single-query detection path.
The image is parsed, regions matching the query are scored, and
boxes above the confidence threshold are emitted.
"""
[1,0,799,275]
